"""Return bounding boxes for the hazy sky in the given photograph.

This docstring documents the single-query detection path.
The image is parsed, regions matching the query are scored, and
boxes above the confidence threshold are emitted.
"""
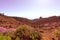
[0,0,60,19]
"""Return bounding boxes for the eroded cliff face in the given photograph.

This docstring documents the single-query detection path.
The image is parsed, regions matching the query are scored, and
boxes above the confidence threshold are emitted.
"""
[0,13,60,40]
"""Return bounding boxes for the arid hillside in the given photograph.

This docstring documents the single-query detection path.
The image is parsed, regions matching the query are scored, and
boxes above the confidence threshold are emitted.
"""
[0,13,24,28]
[0,13,60,40]
[0,13,60,28]
[13,16,60,29]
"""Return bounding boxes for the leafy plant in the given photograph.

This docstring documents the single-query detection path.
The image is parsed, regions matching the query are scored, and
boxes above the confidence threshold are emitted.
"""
[15,37,20,40]
[54,29,60,40]
[15,25,41,40]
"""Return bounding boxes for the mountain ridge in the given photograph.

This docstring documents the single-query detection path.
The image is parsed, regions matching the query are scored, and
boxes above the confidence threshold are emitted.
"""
[0,13,60,28]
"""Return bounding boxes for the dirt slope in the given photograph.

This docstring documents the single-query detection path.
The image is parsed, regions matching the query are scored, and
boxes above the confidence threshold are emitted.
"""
[0,13,60,28]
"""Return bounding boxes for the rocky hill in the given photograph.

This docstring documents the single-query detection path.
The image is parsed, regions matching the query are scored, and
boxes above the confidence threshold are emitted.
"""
[0,13,23,28]
[0,13,60,29]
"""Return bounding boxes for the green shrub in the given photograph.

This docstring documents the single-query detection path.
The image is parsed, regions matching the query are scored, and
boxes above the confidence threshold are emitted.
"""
[0,35,11,40]
[0,33,11,40]
[54,29,60,40]
[15,37,20,40]
[54,29,60,36]
[15,25,41,40]
[0,32,4,40]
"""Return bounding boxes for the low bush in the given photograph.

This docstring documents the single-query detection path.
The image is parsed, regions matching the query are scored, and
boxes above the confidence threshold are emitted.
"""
[15,25,41,40]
